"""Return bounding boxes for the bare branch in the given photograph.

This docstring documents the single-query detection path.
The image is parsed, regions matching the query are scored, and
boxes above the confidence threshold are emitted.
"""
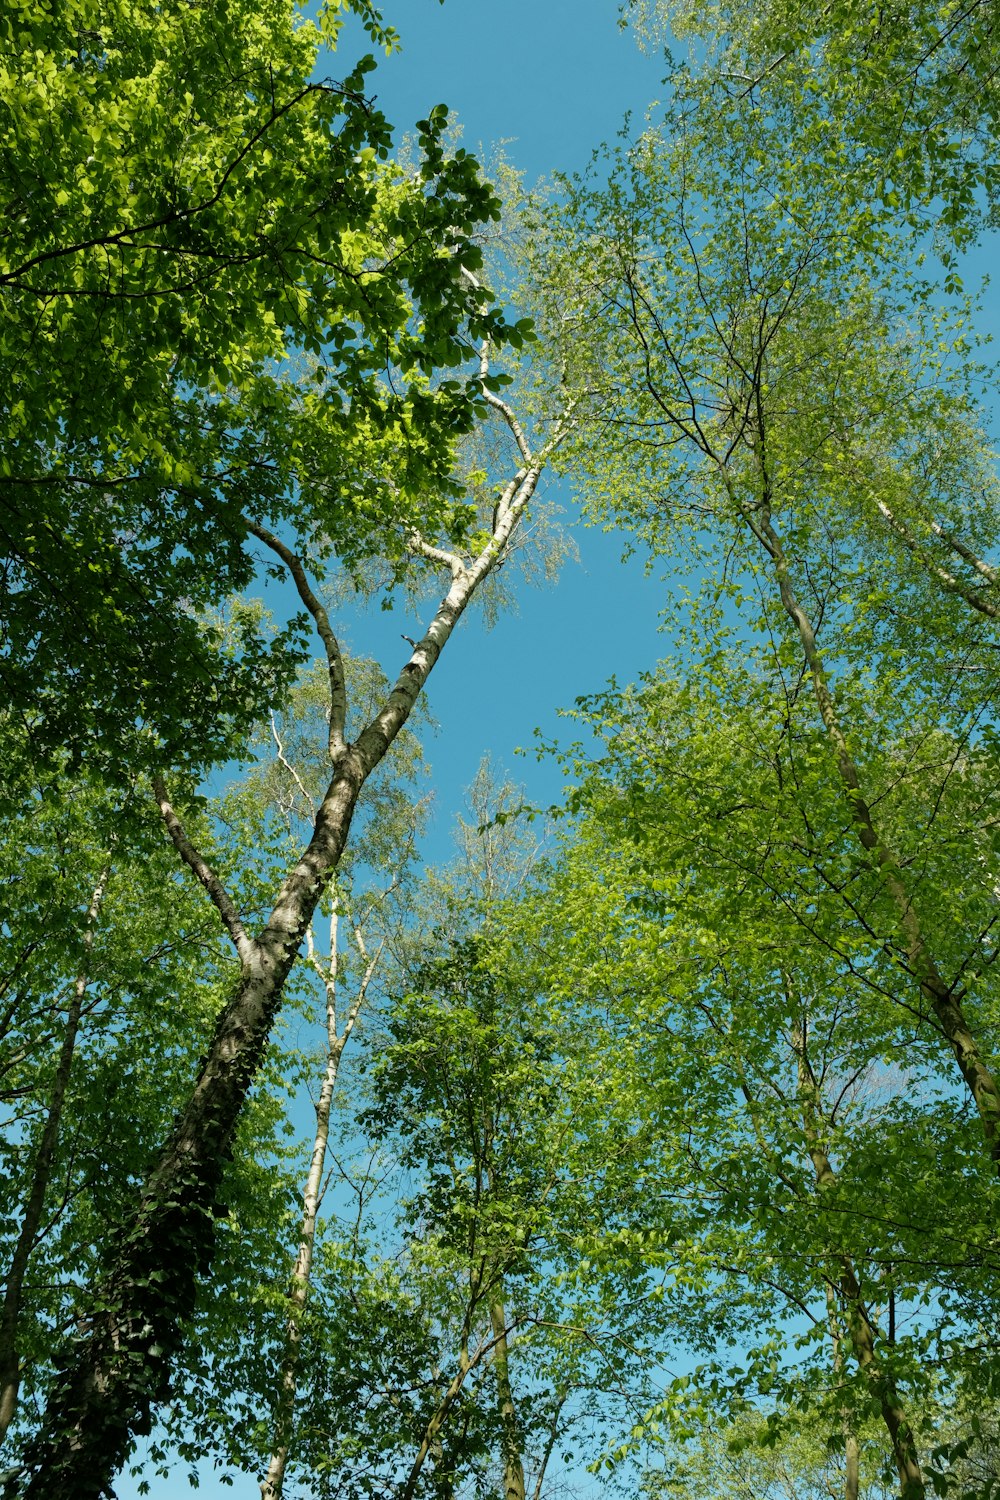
[248,522,348,757]
[342,937,384,1044]
[271,713,314,816]
[479,342,533,464]
[152,777,255,966]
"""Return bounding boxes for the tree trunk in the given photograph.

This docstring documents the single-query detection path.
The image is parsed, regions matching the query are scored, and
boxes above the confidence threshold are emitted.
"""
[0,862,111,1448]
[824,1284,860,1500]
[489,1297,525,1500]
[754,503,1000,1161]
[836,1262,923,1500]
[529,1392,568,1500]
[846,1428,861,1500]
[400,1349,475,1500]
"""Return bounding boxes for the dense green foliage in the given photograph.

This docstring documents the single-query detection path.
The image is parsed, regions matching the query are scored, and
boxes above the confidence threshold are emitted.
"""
[3,0,1000,1496]
[0,0,515,789]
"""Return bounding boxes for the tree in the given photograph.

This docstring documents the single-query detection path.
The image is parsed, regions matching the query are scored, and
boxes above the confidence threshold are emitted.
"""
[252,658,428,1500]
[621,0,999,250]
[514,651,1000,1498]
[214,766,667,1500]
[56,652,433,1497]
[312,790,665,1500]
[11,336,578,1496]
[8,3,1000,1495]
[516,78,1000,1171]
[0,741,257,1466]
[640,1407,898,1500]
[1,0,516,789]
[495,28,1000,1486]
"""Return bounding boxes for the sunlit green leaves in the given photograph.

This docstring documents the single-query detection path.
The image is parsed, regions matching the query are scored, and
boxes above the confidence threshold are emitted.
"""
[0,0,511,789]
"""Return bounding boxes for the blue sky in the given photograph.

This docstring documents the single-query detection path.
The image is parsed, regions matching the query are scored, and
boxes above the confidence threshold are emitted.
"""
[307,0,676,870]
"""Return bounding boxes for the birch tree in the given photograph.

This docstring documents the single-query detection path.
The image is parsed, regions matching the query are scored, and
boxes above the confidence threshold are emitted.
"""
[519,85,1000,1170]
[220,767,667,1500]
[523,659,1000,1493]
[251,662,426,1500]
[622,0,999,251]
[12,348,577,1499]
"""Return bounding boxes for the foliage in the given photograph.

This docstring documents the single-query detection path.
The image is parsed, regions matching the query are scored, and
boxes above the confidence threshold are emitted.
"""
[622,0,1000,249]
[0,743,234,1456]
[495,27,1000,1490]
[530,651,1000,1451]
[0,0,518,789]
[5,0,1000,1495]
[639,1408,898,1500]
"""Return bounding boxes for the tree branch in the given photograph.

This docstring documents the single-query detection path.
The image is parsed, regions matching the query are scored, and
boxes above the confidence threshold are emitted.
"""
[271,712,314,816]
[930,516,1000,585]
[876,499,1000,620]
[152,777,255,966]
[248,522,348,758]
[479,342,534,464]
[406,531,466,578]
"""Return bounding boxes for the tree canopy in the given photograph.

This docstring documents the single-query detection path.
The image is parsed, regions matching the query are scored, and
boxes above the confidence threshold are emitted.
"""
[2,1,1000,1497]
[1,0,518,789]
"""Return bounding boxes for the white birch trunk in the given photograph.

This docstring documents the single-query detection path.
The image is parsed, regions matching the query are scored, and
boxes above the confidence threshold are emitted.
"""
[260,904,378,1500]
[21,384,573,1499]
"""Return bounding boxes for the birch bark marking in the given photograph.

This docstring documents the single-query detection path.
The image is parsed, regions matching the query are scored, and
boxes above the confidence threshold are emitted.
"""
[489,1296,526,1500]
[260,901,381,1500]
[0,860,111,1448]
[19,758,366,1500]
[874,499,1000,622]
[824,1266,861,1500]
[791,1020,924,1500]
[22,365,576,1500]
[742,497,1000,1161]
